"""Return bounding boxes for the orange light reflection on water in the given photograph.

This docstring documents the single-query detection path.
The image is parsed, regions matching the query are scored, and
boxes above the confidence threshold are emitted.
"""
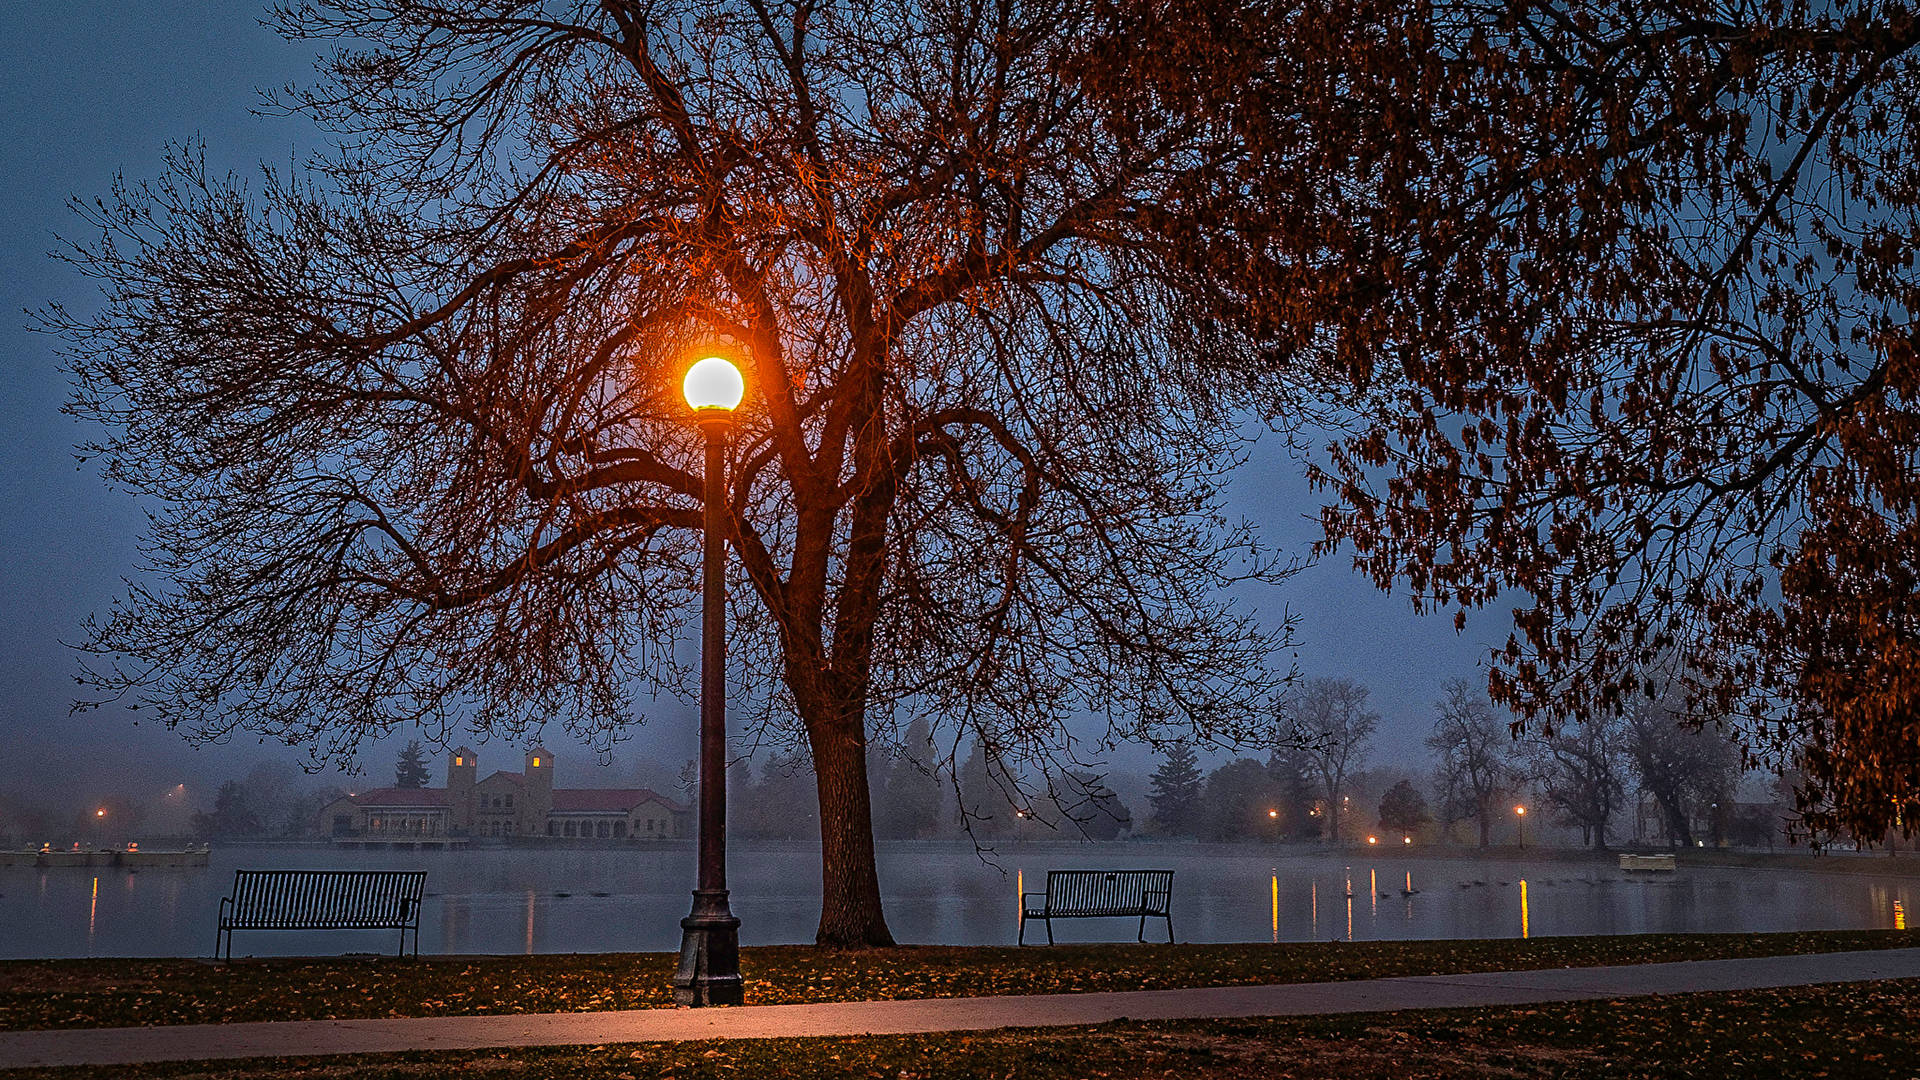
[1519,879,1530,939]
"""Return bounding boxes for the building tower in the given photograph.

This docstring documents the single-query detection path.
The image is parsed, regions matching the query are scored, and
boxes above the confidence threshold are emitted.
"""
[448,746,477,834]
[524,745,554,835]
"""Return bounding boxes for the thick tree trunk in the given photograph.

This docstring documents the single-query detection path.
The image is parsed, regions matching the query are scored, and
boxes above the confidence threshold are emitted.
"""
[808,710,896,948]
[1660,799,1693,848]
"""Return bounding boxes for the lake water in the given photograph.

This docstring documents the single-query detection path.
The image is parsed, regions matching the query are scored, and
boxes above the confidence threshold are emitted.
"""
[2,841,1912,958]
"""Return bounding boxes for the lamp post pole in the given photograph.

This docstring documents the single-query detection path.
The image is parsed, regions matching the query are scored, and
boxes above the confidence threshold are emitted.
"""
[673,358,745,1007]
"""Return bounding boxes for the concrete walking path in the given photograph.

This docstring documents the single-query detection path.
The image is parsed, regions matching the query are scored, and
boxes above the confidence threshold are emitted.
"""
[3,947,1918,1069]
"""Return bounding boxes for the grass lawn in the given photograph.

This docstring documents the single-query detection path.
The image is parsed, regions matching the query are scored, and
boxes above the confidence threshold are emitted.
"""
[0,929,1914,1031]
[2,977,1917,1079]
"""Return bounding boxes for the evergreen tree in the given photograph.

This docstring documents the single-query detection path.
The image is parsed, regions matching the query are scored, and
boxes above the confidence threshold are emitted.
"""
[877,716,944,840]
[1148,745,1204,837]
[394,739,432,789]
[743,750,821,842]
[190,780,264,839]
[1061,771,1133,841]
[1377,780,1432,835]
[957,740,1018,839]
[1267,748,1323,840]
[1195,758,1281,841]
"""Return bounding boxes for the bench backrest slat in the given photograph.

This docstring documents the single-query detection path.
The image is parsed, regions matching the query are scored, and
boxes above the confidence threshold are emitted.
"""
[226,869,426,930]
[1044,870,1173,916]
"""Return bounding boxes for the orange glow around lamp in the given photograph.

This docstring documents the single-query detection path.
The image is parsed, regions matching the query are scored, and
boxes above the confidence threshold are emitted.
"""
[672,354,745,1008]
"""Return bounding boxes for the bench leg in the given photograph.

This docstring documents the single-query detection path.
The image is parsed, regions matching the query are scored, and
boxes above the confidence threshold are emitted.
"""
[1046,916,1054,945]
[1164,912,1174,944]
[1138,912,1147,942]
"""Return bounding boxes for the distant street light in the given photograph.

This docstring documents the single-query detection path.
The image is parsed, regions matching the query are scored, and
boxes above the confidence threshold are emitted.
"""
[672,355,745,1008]
[1514,804,1527,850]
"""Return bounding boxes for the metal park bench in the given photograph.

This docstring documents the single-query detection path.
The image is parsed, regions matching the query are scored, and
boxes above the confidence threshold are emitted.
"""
[1019,869,1174,945]
[215,869,426,960]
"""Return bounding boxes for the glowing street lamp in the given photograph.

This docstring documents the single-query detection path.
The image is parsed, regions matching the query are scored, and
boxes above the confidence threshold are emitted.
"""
[672,355,745,1008]
[1514,804,1528,850]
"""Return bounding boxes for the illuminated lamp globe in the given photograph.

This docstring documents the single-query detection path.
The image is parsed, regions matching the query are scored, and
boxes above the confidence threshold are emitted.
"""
[683,356,745,412]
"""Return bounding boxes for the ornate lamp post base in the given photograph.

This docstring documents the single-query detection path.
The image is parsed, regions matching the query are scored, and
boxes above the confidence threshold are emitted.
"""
[672,890,742,1006]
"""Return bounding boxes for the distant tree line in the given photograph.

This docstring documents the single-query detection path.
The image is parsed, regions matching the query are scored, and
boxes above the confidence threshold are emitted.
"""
[723,716,1132,843]
[190,763,344,841]
[1138,673,1808,851]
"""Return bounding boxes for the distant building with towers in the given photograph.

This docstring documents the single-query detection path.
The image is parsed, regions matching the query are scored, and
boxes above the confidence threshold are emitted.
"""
[319,746,689,842]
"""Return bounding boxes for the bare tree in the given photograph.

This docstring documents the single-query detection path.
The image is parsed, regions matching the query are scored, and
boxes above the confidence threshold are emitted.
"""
[1426,679,1515,848]
[1293,677,1377,843]
[1624,682,1743,849]
[1524,713,1628,850]
[50,1,1303,946]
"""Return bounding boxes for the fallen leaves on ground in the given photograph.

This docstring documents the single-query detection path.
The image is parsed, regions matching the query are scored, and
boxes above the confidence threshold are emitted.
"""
[0,929,1915,1034]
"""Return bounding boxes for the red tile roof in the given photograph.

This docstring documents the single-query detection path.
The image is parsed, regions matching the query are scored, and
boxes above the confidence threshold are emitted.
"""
[479,771,526,786]
[345,788,451,808]
[551,789,685,813]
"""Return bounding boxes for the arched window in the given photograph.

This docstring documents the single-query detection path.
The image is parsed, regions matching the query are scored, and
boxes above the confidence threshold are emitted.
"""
[564,821,576,837]
[596,821,610,838]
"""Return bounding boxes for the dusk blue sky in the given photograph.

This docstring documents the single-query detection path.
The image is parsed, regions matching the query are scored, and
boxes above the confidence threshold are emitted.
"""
[0,4,1486,817]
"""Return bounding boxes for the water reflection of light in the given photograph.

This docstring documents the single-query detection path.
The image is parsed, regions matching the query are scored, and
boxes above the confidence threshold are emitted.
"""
[1270,872,1278,943]
[87,876,99,956]
[1344,868,1354,941]
[1310,880,1318,939]
[1519,879,1530,939]
[1896,900,1907,931]
[524,888,536,954]
[1016,869,1024,934]
[1370,868,1378,918]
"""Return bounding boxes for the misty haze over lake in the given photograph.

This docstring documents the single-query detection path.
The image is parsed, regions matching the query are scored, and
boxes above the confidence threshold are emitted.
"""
[4,843,1911,959]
